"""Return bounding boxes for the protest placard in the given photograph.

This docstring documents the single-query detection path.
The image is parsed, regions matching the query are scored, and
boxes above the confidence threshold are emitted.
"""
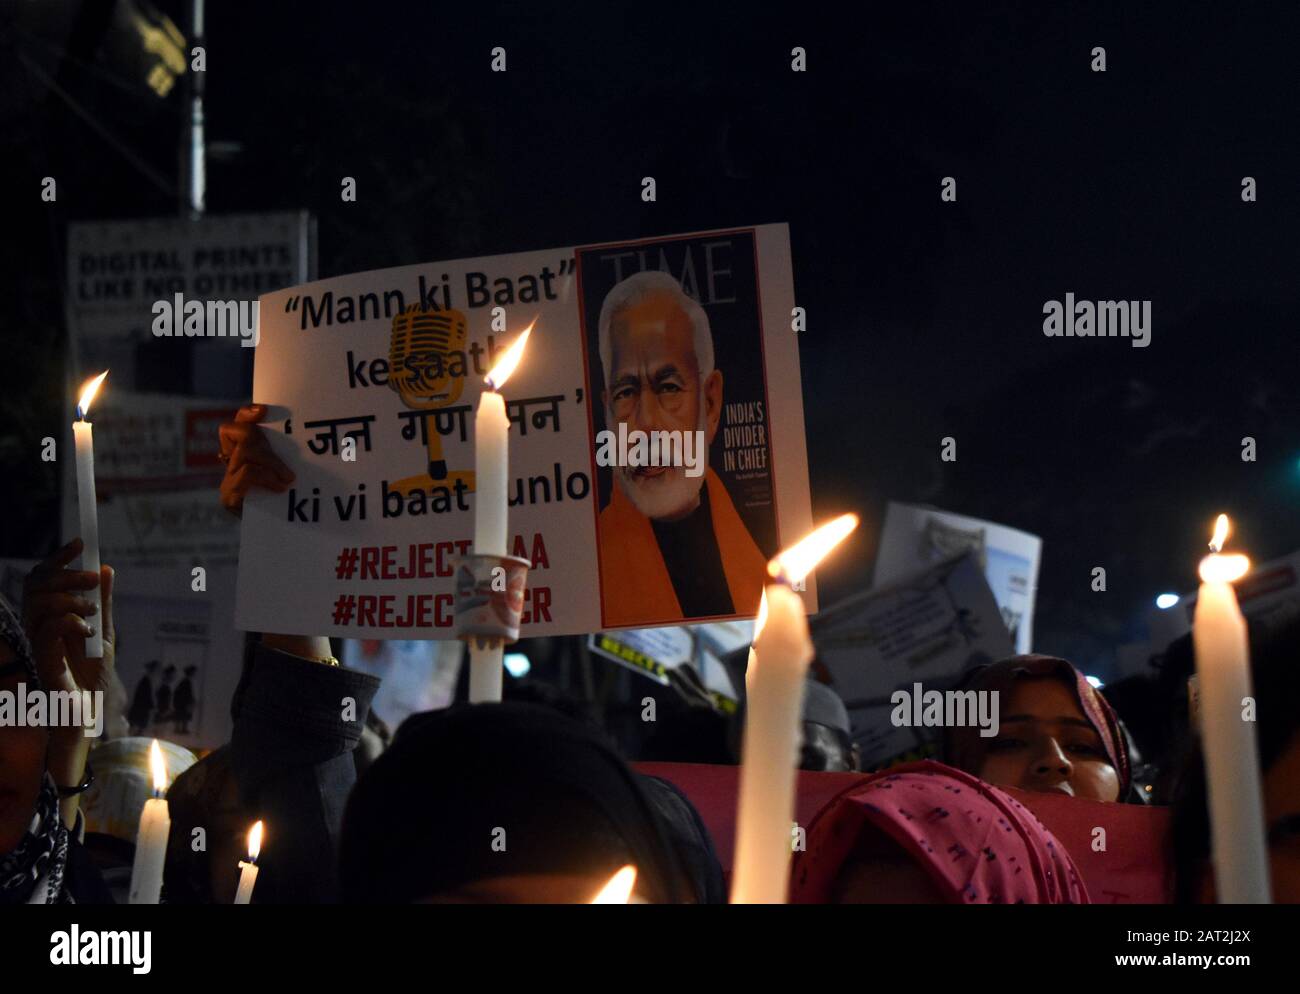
[115,595,217,748]
[874,501,1042,654]
[588,623,741,713]
[68,211,313,395]
[589,628,693,685]
[811,552,1014,771]
[235,225,813,639]
[63,212,315,748]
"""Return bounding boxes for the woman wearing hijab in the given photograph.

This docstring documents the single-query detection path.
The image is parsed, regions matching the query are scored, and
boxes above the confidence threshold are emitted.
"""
[789,654,1123,903]
[943,654,1132,803]
[340,702,690,903]
[1,540,115,904]
[791,760,1090,904]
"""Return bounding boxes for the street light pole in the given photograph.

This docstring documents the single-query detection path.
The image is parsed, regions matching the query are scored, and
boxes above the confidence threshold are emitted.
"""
[180,0,205,218]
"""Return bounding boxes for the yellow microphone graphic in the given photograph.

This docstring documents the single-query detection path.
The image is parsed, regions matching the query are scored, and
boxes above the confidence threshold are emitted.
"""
[388,304,476,495]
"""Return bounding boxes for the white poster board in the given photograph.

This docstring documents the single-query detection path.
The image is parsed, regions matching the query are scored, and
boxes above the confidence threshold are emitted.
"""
[874,501,1042,654]
[63,211,314,748]
[813,553,1014,770]
[236,225,813,639]
[68,211,313,393]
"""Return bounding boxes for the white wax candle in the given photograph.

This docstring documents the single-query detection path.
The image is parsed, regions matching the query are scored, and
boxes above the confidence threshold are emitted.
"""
[72,420,103,660]
[731,583,813,904]
[474,389,510,557]
[1192,571,1271,903]
[233,860,260,905]
[468,641,504,704]
[128,796,170,904]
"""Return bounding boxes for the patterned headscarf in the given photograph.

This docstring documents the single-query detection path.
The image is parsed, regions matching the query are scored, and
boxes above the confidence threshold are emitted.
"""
[0,596,72,904]
[943,654,1132,798]
[791,760,1090,904]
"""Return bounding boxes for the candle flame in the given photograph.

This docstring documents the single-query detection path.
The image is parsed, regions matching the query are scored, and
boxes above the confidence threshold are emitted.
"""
[768,513,859,585]
[1199,553,1250,584]
[149,739,166,793]
[590,864,637,904]
[247,820,264,861]
[1200,514,1249,582]
[1209,514,1230,553]
[484,324,533,391]
[76,371,109,418]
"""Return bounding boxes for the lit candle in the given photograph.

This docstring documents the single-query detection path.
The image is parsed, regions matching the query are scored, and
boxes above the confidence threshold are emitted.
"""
[128,740,171,904]
[72,371,108,660]
[590,864,637,904]
[469,325,532,703]
[731,514,858,904]
[234,820,263,905]
[1192,514,1271,903]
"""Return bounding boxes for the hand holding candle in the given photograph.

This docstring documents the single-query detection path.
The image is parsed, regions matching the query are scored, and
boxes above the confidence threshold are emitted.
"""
[1192,514,1271,903]
[127,740,171,904]
[234,820,264,905]
[72,372,108,660]
[731,513,858,904]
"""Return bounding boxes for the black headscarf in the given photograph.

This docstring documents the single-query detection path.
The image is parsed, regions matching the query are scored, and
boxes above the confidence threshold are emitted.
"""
[340,702,687,903]
[636,774,726,903]
[0,596,72,904]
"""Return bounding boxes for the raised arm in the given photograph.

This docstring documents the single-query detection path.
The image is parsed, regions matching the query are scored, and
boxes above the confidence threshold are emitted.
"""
[218,405,379,902]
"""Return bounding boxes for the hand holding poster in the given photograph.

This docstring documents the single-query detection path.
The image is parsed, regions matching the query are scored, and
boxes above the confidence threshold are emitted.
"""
[236,225,814,639]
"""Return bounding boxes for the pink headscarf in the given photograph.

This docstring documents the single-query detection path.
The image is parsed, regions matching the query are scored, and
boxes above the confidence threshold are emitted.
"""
[791,761,1090,904]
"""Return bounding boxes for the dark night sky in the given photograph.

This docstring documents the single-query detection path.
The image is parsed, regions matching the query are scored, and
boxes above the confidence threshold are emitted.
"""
[3,1,1298,678]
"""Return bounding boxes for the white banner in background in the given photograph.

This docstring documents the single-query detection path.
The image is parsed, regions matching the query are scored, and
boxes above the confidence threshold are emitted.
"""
[813,552,1015,771]
[874,501,1042,654]
[68,211,314,390]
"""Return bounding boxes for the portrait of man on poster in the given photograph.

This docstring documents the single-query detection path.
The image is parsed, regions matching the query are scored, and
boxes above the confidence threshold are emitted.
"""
[595,270,768,626]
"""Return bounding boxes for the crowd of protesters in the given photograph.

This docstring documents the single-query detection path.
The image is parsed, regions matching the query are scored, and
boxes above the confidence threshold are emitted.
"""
[2,407,1296,905]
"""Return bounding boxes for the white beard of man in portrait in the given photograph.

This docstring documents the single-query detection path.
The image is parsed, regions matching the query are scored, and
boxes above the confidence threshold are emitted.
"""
[608,398,709,522]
